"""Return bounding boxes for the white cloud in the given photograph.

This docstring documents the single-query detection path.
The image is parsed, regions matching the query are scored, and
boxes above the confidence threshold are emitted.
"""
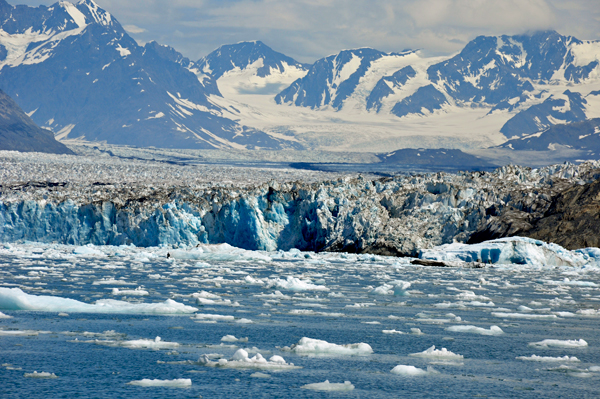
[123,24,146,34]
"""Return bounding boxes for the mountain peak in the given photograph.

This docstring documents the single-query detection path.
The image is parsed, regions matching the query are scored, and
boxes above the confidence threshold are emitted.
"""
[198,40,307,79]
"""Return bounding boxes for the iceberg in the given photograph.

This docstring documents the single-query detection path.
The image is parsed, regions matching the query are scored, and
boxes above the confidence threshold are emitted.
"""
[409,346,463,359]
[391,365,438,376]
[198,349,299,370]
[420,237,587,266]
[288,337,373,356]
[529,339,588,349]
[0,288,197,314]
[127,379,191,387]
[301,380,355,391]
[446,325,504,336]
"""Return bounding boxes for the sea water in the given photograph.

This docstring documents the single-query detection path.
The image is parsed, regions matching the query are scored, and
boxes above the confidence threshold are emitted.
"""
[1,242,599,398]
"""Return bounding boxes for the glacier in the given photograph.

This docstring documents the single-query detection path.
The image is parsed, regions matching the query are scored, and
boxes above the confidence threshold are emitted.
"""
[2,148,600,258]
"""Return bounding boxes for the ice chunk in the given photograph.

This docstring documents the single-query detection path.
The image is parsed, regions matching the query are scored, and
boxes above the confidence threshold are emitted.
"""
[127,378,191,387]
[391,365,438,376]
[250,372,270,378]
[420,237,586,267]
[169,244,271,262]
[121,336,179,350]
[446,325,504,336]
[0,311,12,318]
[409,346,463,359]
[577,309,600,317]
[301,380,355,391]
[516,355,580,362]
[269,276,329,292]
[370,281,411,296]
[193,313,234,321]
[221,335,248,343]
[491,312,558,320]
[288,337,373,356]
[529,339,588,349]
[198,349,299,370]
[111,287,149,296]
[24,371,57,378]
[73,245,105,256]
[0,288,197,314]
[382,329,404,334]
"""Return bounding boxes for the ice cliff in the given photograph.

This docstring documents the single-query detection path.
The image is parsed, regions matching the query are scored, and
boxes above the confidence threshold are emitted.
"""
[1,154,600,256]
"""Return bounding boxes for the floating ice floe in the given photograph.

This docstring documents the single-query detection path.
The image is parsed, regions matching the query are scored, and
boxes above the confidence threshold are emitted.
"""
[287,337,373,356]
[111,287,149,296]
[529,339,588,349]
[199,349,299,370]
[409,346,463,359]
[221,335,248,343]
[268,276,329,292]
[370,281,411,296]
[250,372,270,378]
[127,378,191,387]
[301,380,355,391]
[0,288,197,314]
[73,245,105,256]
[0,311,12,318]
[391,365,439,376]
[24,371,57,378]
[382,329,404,334]
[516,355,580,362]
[121,336,179,350]
[577,309,600,317]
[491,312,558,320]
[193,313,235,322]
[0,329,48,336]
[446,325,504,336]
[420,237,588,267]
[169,243,271,262]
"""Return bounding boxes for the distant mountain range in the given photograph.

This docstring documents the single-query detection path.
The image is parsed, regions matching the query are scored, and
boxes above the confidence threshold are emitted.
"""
[1,0,600,156]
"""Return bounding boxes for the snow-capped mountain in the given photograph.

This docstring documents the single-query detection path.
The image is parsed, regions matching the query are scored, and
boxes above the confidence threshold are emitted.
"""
[275,48,417,110]
[0,0,293,149]
[500,118,600,151]
[0,88,72,154]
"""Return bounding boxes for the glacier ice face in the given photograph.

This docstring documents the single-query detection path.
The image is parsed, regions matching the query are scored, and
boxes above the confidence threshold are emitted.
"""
[2,151,600,257]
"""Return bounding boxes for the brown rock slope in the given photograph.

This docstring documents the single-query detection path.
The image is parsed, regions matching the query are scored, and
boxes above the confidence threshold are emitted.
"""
[0,89,73,154]
[469,171,600,249]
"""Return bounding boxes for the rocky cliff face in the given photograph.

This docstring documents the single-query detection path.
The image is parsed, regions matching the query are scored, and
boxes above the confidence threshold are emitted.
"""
[470,170,600,249]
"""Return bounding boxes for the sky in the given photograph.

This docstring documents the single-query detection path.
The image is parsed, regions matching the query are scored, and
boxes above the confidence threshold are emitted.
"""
[9,0,600,63]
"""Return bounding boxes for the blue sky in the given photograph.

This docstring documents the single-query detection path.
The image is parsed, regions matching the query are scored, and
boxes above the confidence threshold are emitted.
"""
[10,0,600,63]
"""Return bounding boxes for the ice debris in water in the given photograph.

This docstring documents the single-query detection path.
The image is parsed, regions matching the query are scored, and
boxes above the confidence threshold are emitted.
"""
[198,349,299,370]
[193,313,235,322]
[169,243,272,262]
[301,380,355,391]
[529,339,588,348]
[420,237,587,267]
[382,329,404,334]
[24,371,57,379]
[288,337,373,356]
[577,309,600,317]
[121,336,179,350]
[73,245,105,256]
[446,325,504,336]
[409,346,464,359]
[391,365,439,376]
[0,311,12,318]
[0,288,197,315]
[516,355,580,362]
[127,378,191,388]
